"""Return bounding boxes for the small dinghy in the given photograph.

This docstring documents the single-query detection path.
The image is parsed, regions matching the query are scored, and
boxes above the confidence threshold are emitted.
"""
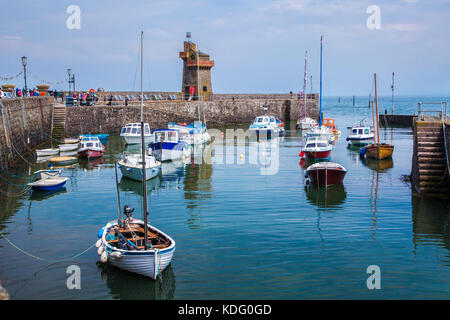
[97,216,175,279]
[33,168,62,180]
[49,156,77,166]
[63,137,80,144]
[305,162,346,186]
[28,177,69,191]
[58,144,79,152]
[28,168,68,191]
[36,148,59,157]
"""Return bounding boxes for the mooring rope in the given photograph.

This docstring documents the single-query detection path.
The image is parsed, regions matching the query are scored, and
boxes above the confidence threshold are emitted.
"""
[0,230,96,263]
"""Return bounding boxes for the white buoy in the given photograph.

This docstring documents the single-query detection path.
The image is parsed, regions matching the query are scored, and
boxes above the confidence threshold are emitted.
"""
[95,239,102,248]
[97,246,104,256]
[100,251,107,263]
[110,251,122,259]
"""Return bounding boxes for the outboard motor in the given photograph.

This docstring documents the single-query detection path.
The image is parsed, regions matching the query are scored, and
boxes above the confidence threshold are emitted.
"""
[123,205,135,221]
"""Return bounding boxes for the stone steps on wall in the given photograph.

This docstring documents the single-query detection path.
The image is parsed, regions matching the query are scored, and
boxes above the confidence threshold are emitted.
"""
[413,119,449,196]
[51,105,67,140]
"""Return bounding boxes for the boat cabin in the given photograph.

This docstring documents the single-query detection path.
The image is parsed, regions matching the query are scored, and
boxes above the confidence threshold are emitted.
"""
[350,126,371,136]
[80,136,102,149]
[152,129,180,143]
[120,123,151,136]
[253,116,277,125]
[322,118,336,129]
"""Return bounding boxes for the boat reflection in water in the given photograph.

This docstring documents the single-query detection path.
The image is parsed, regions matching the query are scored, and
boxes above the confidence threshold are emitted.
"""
[412,196,450,252]
[305,183,347,209]
[119,175,162,196]
[29,187,68,201]
[77,156,106,171]
[361,156,393,172]
[96,262,175,300]
[161,159,188,190]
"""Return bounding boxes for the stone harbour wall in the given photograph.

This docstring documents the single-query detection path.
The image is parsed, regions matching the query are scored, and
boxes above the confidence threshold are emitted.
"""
[0,97,53,168]
[64,98,318,135]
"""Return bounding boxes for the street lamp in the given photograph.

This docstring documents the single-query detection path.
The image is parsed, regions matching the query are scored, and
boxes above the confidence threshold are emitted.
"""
[21,56,28,95]
[67,68,72,95]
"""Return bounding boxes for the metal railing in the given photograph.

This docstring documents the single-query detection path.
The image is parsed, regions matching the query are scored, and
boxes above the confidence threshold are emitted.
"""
[417,101,448,121]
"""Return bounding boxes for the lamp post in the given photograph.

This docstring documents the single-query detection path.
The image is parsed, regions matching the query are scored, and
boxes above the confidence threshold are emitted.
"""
[67,68,72,95]
[21,56,28,96]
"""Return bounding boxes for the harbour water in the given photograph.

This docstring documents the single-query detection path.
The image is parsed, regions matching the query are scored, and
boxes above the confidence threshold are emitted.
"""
[0,96,449,299]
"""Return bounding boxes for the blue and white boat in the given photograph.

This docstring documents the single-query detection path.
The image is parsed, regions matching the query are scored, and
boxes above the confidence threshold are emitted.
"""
[80,133,109,141]
[97,218,175,280]
[248,115,285,139]
[28,169,68,191]
[167,121,210,145]
[97,31,175,280]
[346,119,374,146]
[149,129,191,162]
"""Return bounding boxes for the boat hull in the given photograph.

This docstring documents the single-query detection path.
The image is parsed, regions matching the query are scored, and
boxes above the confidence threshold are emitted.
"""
[365,144,394,160]
[119,163,161,181]
[122,135,153,145]
[78,149,104,159]
[150,142,191,162]
[100,220,175,279]
[59,144,79,152]
[304,150,332,160]
[306,166,346,186]
[28,177,69,191]
[347,136,374,145]
[49,156,77,166]
[36,149,59,157]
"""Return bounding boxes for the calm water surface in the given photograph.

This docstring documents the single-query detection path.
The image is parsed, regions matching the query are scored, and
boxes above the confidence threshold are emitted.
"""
[0,96,449,299]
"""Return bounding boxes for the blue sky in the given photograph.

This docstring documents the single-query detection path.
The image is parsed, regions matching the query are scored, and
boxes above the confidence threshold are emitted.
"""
[1,0,449,95]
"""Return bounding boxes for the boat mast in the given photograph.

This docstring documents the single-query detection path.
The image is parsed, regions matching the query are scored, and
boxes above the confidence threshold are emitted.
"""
[114,162,122,223]
[374,73,380,145]
[391,72,394,115]
[302,50,308,118]
[197,47,201,124]
[319,36,323,127]
[140,30,149,250]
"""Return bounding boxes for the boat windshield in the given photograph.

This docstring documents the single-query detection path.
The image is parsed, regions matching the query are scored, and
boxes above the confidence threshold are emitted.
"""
[358,129,363,134]
[317,143,328,148]
[306,143,316,148]
[352,129,357,134]
[364,129,370,134]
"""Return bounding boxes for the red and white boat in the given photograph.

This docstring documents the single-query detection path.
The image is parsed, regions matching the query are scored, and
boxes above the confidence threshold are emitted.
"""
[78,136,105,159]
[305,162,346,186]
[300,137,332,160]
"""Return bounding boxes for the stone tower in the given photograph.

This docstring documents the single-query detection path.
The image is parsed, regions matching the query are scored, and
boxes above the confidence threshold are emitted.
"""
[179,39,214,101]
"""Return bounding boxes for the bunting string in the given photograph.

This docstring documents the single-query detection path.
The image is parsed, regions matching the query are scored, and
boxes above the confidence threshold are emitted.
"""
[0,71,23,82]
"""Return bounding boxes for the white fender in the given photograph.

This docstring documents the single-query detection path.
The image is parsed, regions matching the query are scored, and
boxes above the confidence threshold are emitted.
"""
[95,239,102,248]
[100,250,107,263]
[97,246,104,256]
[110,251,122,259]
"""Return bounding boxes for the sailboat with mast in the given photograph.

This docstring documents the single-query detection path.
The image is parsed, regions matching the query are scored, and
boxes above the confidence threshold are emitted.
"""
[305,36,335,143]
[296,50,318,130]
[361,73,394,160]
[96,31,175,279]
